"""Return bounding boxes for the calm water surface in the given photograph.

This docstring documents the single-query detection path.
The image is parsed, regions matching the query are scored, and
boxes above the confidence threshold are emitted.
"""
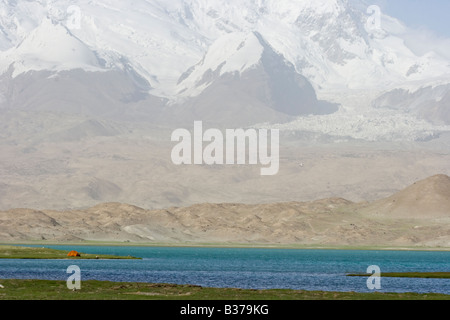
[1,246,449,294]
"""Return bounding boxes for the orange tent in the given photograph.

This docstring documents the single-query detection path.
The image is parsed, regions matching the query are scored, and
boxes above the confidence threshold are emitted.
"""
[67,251,81,257]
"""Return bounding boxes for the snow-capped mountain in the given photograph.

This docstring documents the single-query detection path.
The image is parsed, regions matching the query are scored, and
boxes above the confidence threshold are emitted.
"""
[171,31,338,126]
[0,0,449,136]
[1,0,449,94]
[177,32,269,98]
[0,18,102,77]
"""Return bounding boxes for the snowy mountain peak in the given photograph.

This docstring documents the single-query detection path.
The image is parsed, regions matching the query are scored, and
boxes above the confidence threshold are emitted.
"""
[0,17,101,77]
[176,31,268,96]
[173,29,338,120]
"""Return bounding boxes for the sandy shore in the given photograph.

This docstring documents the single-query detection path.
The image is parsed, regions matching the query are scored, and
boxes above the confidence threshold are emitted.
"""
[2,241,449,252]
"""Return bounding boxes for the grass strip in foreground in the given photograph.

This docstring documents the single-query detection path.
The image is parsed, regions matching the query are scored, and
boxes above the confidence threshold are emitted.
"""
[0,279,449,300]
[0,245,140,260]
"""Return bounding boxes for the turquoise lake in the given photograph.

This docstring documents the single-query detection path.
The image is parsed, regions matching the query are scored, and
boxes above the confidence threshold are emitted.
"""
[1,246,449,294]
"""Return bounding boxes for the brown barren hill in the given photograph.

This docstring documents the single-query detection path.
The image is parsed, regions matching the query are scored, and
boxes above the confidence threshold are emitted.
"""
[0,175,449,247]
[360,174,450,220]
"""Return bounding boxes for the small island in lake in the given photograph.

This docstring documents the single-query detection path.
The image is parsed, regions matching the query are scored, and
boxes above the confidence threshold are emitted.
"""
[0,245,140,260]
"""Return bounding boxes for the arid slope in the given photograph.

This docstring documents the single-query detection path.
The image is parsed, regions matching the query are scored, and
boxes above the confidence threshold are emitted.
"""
[1,175,449,248]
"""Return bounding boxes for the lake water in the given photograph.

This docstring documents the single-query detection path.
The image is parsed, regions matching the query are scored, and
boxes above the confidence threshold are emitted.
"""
[1,246,449,294]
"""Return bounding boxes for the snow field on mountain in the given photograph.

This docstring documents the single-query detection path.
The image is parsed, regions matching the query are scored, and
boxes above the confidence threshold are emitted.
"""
[1,0,449,141]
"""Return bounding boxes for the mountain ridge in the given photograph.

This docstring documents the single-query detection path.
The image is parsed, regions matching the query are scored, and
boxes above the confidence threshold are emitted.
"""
[1,0,450,98]
[1,174,448,247]
[0,0,449,132]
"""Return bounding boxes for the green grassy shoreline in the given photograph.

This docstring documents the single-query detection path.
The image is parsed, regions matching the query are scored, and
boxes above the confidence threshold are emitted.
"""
[0,279,449,300]
[0,245,140,260]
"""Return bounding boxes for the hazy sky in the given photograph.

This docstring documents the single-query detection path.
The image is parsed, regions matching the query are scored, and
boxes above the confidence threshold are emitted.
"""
[372,0,450,38]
